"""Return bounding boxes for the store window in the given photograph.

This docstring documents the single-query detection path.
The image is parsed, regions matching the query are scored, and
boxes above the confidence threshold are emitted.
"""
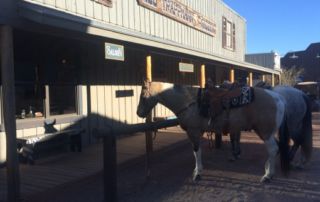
[222,17,236,51]
[14,31,79,119]
[15,62,45,119]
[47,59,78,116]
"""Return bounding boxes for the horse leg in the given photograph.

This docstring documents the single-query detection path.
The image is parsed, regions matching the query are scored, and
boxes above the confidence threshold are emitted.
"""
[187,130,203,181]
[229,132,241,161]
[289,143,299,161]
[294,141,308,169]
[215,133,222,148]
[261,135,278,183]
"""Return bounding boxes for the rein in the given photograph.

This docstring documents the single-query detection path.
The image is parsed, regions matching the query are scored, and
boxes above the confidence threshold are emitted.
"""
[176,101,196,116]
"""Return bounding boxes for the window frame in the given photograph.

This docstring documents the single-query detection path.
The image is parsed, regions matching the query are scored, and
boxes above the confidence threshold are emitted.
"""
[222,16,236,51]
[10,85,82,130]
[0,81,82,131]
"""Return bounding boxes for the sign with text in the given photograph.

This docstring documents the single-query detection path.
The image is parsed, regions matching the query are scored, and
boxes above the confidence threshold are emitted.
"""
[93,0,112,7]
[105,43,124,61]
[138,0,216,36]
[179,62,194,73]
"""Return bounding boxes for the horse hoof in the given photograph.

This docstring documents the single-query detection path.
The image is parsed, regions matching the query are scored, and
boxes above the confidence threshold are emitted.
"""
[293,163,305,170]
[193,174,201,181]
[260,176,271,183]
[228,156,236,162]
[228,154,239,162]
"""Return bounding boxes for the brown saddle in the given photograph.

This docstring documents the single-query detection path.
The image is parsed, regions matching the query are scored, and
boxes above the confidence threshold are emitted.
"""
[204,85,254,118]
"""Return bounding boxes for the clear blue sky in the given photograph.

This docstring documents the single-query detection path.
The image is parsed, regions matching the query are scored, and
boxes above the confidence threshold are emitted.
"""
[223,0,320,56]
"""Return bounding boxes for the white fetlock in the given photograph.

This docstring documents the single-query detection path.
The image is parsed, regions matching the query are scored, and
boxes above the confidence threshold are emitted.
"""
[260,175,272,183]
[193,168,202,181]
[228,155,237,162]
[293,162,305,170]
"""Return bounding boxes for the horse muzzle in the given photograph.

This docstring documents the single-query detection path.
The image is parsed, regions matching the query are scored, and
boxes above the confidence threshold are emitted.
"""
[136,109,148,118]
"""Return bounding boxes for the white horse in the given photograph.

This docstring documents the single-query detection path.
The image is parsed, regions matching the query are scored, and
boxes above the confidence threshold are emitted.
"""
[136,81,290,182]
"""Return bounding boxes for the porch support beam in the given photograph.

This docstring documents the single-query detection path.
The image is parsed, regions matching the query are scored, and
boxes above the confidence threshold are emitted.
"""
[145,55,153,177]
[0,25,20,202]
[248,72,253,87]
[229,68,235,83]
[200,64,206,88]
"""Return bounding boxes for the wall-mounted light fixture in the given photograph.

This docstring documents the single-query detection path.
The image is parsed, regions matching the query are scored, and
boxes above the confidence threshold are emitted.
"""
[316,53,320,59]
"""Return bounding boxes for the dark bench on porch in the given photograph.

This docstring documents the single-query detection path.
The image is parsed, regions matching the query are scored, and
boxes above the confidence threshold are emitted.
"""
[17,128,84,164]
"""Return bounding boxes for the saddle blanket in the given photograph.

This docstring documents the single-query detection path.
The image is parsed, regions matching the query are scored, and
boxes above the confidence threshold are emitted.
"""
[222,86,254,109]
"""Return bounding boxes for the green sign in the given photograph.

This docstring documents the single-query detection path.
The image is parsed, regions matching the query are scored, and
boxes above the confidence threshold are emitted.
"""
[105,43,124,61]
[179,62,194,73]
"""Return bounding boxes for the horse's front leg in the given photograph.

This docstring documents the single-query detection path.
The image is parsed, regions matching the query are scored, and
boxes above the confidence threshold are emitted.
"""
[229,132,241,161]
[215,133,222,148]
[261,135,278,183]
[187,130,203,181]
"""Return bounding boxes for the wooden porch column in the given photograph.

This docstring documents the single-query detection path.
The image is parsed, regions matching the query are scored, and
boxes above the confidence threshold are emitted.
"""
[271,73,275,87]
[229,68,235,83]
[145,55,153,176]
[248,72,253,87]
[200,64,206,88]
[0,25,20,202]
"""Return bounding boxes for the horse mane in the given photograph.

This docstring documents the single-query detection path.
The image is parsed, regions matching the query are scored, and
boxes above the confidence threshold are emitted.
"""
[150,82,199,101]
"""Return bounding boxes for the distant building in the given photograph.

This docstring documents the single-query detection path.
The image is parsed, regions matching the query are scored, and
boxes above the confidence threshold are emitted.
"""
[281,43,320,82]
[245,52,281,85]
[245,52,281,71]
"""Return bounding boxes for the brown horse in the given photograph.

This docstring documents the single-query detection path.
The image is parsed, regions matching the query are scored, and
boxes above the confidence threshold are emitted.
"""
[137,81,290,182]
[204,85,290,182]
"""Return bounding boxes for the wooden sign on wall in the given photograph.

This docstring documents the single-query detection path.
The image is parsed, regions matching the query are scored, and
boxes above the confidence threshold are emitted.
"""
[137,0,216,36]
[94,0,112,7]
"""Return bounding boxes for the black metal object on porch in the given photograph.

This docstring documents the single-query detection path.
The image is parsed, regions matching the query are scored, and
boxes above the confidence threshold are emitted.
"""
[93,118,179,202]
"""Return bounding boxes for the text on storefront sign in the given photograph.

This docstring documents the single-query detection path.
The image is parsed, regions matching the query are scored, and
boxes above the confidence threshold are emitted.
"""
[138,0,216,36]
[105,43,124,61]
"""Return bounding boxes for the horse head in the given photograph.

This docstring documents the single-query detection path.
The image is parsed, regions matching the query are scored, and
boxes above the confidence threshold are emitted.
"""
[136,80,159,118]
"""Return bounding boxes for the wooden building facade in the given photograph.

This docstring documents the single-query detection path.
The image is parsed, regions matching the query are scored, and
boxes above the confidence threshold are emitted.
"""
[0,0,281,165]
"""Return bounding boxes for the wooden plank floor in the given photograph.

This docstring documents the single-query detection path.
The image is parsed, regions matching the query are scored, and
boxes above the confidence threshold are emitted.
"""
[0,127,188,201]
[1,112,318,201]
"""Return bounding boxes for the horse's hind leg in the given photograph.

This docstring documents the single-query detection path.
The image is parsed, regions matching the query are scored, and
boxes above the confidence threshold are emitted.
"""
[187,130,203,181]
[215,133,222,148]
[289,143,299,161]
[229,132,241,161]
[261,135,278,183]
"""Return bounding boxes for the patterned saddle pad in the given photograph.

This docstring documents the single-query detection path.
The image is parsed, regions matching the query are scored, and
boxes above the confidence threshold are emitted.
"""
[222,86,254,109]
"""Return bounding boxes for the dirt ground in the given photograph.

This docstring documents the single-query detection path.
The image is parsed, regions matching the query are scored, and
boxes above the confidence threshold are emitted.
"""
[28,114,320,202]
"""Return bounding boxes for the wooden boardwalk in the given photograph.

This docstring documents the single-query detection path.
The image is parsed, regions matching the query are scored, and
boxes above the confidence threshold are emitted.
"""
[0,127,188,201]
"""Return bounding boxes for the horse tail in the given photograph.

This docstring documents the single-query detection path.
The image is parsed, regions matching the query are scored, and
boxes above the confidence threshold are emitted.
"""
[301,94,313,162]
[278,114,290,174]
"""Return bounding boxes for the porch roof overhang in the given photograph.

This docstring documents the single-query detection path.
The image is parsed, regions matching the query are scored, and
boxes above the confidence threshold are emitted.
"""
[18,1,281,75]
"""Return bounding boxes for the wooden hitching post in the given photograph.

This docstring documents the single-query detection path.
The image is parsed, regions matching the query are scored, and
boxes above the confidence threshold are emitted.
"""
[103,131,117,202]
